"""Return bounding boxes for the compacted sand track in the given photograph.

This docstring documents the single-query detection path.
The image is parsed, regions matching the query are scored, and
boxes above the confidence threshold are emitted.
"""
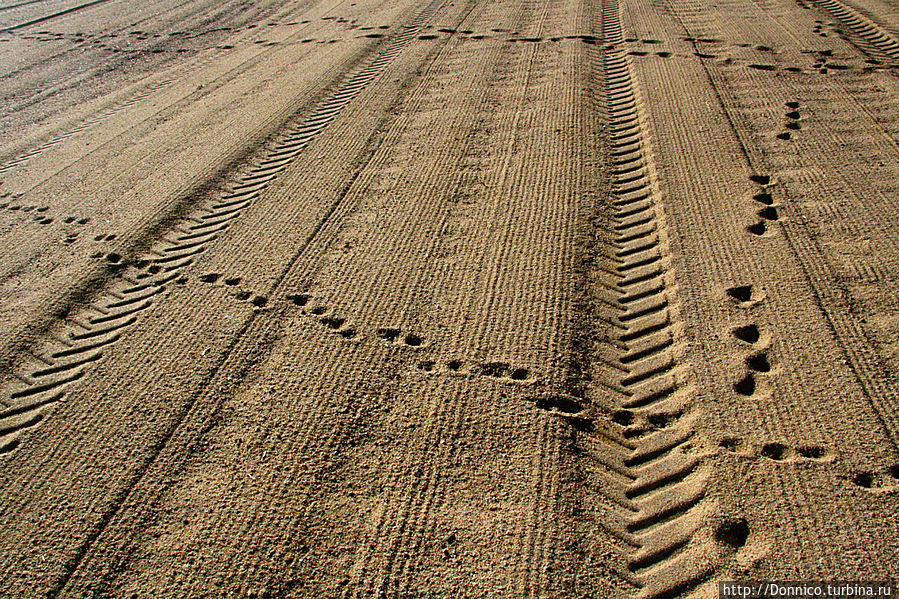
[0,0,897,597]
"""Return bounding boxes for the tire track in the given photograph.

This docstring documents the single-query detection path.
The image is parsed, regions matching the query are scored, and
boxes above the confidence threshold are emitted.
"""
[812,0,899,65]
[48,2,463,592]
[0,0,332,175]
[0,0,445,456]
[0,0,112,32]
[569,0,724,595]
[0,77,177,175]
[0,0,50,13]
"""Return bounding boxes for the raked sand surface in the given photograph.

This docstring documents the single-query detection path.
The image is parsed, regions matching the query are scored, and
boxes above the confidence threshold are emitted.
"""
[0,0,897,597]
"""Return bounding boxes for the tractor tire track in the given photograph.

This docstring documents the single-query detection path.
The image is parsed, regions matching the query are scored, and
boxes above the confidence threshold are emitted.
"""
[46,2,484,594]
[568,0,723,595]
[812,0,899,65]
[0,0,444,456]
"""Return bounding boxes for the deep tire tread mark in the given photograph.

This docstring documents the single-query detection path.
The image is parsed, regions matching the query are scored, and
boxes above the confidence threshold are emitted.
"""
[812,0,899,65]
[577,0,718,595]
[0,0,448,455]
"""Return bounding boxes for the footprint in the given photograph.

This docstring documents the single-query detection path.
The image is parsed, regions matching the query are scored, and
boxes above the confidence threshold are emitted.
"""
[746,352,771,372]
[753,192,774,205]
[749,175,771,185]
[761,442,786,460]
[849,465,899,491]
[758,207,779,221]
[796,446,825,459]
[726,284,764,306]
[853,471,874,488]
[509,367,529,380]
[321,315,344,329]
[747,221,767,236]
[733,324,761,344]
[376,327,401,341]
[733,373,756,396]
[480,362,510,378]
[534,392,585,415]
[375,327,424,347]
[287,293,310,306]
[716,518,750,552]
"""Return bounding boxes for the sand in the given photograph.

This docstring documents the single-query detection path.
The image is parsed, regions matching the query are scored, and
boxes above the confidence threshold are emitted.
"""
[0,0,897,596]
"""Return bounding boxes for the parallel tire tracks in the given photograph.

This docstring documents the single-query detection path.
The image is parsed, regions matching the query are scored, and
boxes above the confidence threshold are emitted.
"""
[0,0,446,456]
[0,0,322,175]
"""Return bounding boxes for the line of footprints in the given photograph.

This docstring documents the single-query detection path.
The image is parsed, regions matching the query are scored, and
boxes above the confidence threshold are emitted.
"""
[747,175,781,237]
[727,286,774,398]
[724,284,847,472]
[777,100,802,141]
[729,175,784,396]
[729,174,898,494]
[288,293,532,384]
[0,192,126,248]
[720,436,834,463]
[190,274,532,384]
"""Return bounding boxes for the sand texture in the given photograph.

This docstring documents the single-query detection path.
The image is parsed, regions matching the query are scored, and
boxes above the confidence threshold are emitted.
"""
[0,0,897,596]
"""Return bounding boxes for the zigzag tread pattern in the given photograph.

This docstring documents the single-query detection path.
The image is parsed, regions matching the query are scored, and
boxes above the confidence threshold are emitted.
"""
[579,0,720,595]
[0,0,447,456]
[812,0,899,65]
[0,77,177,175]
